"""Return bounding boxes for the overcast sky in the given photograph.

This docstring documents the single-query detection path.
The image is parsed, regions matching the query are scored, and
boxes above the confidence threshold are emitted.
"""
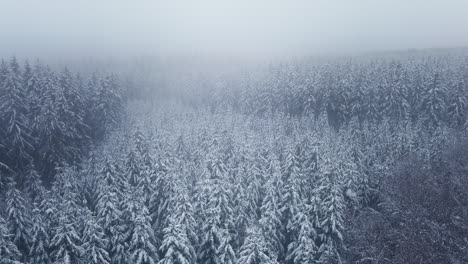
[1,0,468,60]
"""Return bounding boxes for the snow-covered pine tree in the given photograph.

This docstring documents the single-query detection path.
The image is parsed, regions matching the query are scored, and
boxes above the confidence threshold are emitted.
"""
[278,150,301,261]
[366,87,381,126]
[98,155,125,194]
[6,184,32,257]
[197,209,224,264]
[23,167,45,203]
[50,215,84,264]
[0,57,33,171]
[128,203,159,264]
[204,148,234,229]
[28,207,50,264]
[238,225,279,264]
[95,183,128,264]
[447,80,467,129]
[197,151,234,264]
[421,73,447,128]
[96,186,120,233]
[259,177,283,258]
[286,202,317,264]
[171,182,197,261]
[383,64,409,125]
[216,229,237,264]
[158,217,193,264]
[316,163,345,264]
[82,218,110,264]
[38,191,58,236]
[0,59,8,85]
[149,156,172,248]
[126,149,141,187]
[0,215,22,263]
[35,68,66,180]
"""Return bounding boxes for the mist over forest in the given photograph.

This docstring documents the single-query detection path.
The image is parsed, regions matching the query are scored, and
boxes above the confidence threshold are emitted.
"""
[1,1,468,264]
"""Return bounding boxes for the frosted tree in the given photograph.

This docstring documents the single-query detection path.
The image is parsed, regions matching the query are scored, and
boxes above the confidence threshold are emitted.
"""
[172,183,198,259]
[128,204,159,264]
[98,74,122,128]
[26,61,45,122]
[28,207,50,264]
[54,68,82,156]
[38,191,57,235]
[316,168,345,264]
[96,187,121,234]
[138,152,156,207]
[286,203,317,264]
[447,81,467,128]
[216,229,237,264]
[0,215,22,263]
[244,151,268,220]
[259,178,283,257]
[82,218,110,264]
[0,59,8,84]
[149,157,172,247]
[231,179,250,251]
[23,167,45,203]
[6,184,32,257]
[383,65,409,124]
[278,150,301,258]
[59,68,80,121]
[197,156,234,264]
[98,156,122,191]
[294,139,319,198]
[202,149,234,229]
[35,68,67,179]
[158,217,193,264]
[421,73,447,128]
[99,188,128,264]
[366,87,381,125]
[126,149,141,187]
[238,225,278,264]
[197,211,224,264]
[50,216,84,264]
[326,84,350,131]
[0,57,32,170]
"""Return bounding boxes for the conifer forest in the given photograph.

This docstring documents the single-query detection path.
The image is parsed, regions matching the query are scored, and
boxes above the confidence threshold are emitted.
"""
[2,1,468,263]
[1,49,468,264]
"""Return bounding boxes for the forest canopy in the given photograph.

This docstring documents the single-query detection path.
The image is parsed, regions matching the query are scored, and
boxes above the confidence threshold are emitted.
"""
[1,49,468,264]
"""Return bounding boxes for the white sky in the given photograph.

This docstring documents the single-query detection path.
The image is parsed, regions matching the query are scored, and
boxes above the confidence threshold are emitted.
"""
[1,0,468,59]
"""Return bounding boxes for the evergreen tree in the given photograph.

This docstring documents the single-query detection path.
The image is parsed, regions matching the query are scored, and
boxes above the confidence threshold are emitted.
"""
[198,211,224,264]
[238,225,278,264]
[23,167,45,203]
[158,217,193,264]
[0,215,22,264]
[50,216,84,264]
[128,204,159,264]
[259,178,283,257]
[383,64,409,124]
[278,151,301,260]
[421,73,447,128]
[126,150,141,187]
[447,81,467,128]
[28,207,50,264]
[316,166,345,263]
[0,57,33,170]
[6,184,31,257]
[286,203,317,264]
[82,218,110,264]
[216,230,237,264]
[172,183,197,260]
